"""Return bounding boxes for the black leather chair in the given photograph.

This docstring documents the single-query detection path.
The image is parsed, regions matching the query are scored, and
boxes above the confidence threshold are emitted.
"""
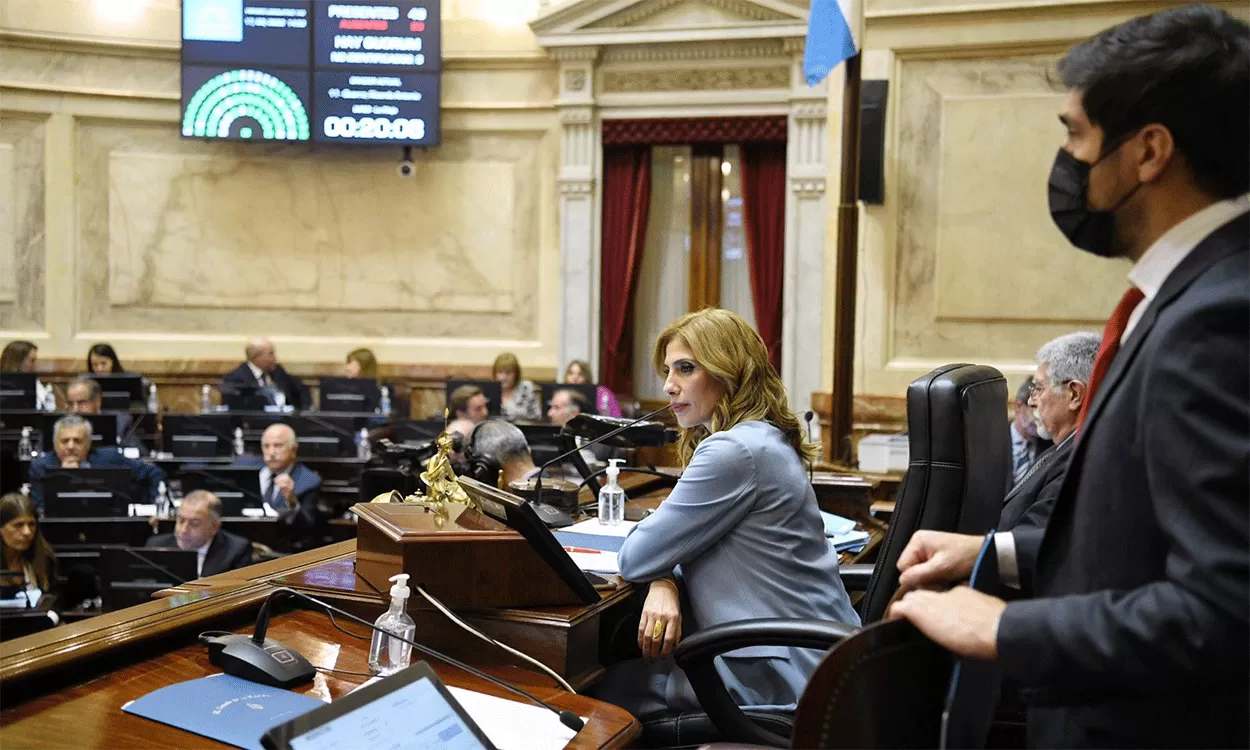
[636,364,1010,747]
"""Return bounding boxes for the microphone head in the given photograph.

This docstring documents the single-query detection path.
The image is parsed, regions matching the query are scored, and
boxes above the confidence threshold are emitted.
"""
[562,414,672,448]
[804,410,814,423]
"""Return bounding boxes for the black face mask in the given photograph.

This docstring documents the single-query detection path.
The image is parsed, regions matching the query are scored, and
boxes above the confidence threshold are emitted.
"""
[1047,143,1141,258]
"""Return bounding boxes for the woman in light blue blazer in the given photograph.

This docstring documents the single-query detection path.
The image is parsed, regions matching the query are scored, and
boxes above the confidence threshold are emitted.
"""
[593,308,860,721]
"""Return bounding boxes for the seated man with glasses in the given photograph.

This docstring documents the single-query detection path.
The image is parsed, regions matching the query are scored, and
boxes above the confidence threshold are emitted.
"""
[999,332,1101,532]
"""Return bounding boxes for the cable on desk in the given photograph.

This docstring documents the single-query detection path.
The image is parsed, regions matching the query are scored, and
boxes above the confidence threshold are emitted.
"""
[315,665,374,678]
[414,584,577,694]
[327,609,372,640]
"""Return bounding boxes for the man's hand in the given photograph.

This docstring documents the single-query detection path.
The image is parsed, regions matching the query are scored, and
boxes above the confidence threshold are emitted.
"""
[61,458,80,469]
[638,578,682,662]
[887,586,1006,660]
[275,474,297,508]
[896,530,985,592]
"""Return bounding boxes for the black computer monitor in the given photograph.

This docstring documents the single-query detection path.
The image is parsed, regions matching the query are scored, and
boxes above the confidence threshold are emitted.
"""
[161,414,235,458]
[536,382,599,416]
[178,467,264,516]
[514,424,593,481]
[0,373,37,410]
[219,382,271,412]
[318,377,380,413]
[99,546,198,611]
[288,414,358,458]
[444,380,502,418]
[458,476,600,605]
[42,468,134,518]
[40,413,117,453]
[86,373,145,411]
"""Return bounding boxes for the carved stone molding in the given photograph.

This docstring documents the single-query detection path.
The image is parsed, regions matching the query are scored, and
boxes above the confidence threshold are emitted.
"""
[602,66,789,93]
[548,45,601,62]
[564,69,588,92]
[559,107,595,125]
[601,38,789,64]
[791,179,827,197]
[559,179,596,196]
[586,0,793,29]
[782,37,805,55]
[790,101,827,121]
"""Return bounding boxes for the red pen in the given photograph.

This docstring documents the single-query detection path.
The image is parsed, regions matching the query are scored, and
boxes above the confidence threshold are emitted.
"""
[563,546,605,554]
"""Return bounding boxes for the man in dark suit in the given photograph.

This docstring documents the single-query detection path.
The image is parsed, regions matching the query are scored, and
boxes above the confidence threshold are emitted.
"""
[890,7,1248,748]
[998,332,1099,532]
[28,414,165,514]
[1006,377,1049,490]
[145,490,252,578]
[232,423,324,551]
[64,377,144,453]
[220,338,309,410]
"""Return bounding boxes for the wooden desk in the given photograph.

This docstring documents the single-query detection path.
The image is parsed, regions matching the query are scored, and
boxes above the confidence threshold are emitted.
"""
[0,544,639,749]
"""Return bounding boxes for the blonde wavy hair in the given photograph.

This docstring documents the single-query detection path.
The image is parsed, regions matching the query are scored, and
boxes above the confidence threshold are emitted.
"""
[652,308,815,466]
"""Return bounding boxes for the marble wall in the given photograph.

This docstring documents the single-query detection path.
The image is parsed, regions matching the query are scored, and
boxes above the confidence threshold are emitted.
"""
[0,0,559,373]
[822,0,1250,397]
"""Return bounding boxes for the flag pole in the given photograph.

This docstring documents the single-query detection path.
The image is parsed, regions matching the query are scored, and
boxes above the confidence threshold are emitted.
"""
[828,14,863,464]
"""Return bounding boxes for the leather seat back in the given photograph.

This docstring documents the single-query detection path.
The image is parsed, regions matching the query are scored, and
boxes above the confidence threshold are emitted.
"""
[860,364,1010,623]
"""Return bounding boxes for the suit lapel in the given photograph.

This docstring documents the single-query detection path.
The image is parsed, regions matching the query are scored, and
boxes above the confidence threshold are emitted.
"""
[1078,219,1247,444]
[201,535,223,578]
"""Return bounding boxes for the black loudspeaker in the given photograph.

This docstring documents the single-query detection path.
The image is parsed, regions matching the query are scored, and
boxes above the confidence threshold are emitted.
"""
[859,79,889,205]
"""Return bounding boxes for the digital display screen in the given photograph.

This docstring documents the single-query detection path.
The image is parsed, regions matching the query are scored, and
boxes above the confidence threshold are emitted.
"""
[287,677,488,750]
[180,0,440,145]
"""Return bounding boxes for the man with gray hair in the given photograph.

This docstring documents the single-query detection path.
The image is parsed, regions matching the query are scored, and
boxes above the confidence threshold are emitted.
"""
[999,331,1100,531]
[219,337,309,410]
[64,376,142,452]
[466,419,539,489]
[27,414,165,514]
[145,490,253,578]
[232,423,324,551]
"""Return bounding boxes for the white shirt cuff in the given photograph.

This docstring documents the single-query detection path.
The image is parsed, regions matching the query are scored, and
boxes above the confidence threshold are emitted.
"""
[996,531,1021,590]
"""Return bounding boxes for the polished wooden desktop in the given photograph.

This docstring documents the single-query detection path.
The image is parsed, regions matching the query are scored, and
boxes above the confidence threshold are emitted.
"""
[0,543,639,748]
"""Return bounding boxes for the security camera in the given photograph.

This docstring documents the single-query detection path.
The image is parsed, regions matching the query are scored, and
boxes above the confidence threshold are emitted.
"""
[397,146,414,178]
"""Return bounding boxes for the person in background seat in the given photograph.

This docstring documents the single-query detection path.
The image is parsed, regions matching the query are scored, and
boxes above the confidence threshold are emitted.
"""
[232,423,324,551]
[1,493,57,607]
[220,338,310,410]
[145,490,253,578]
[86,343,126,375]
[564,359,623,418]
[493,353,540,421]
[64,377,143,453]
[27,415,164,515]
[1,340,52,409]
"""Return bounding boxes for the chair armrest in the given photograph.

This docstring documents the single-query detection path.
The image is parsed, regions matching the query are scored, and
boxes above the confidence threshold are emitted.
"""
[839,563,875,591]
[673,619,857,747]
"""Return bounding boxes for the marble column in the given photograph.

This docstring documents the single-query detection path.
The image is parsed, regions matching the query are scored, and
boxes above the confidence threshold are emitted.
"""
[552,47,601,374]
[782,63,830,425]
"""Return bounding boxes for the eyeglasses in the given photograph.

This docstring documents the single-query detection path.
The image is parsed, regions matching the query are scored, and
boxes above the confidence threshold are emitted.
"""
[1029,379,1071,396]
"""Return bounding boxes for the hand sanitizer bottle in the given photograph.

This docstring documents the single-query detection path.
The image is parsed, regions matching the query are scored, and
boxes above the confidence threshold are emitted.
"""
[357,428,372,461]
[232,427,246,456]
[368,573,416,676]
[156,481,170,518]
[378,386,392,417]
[147,383,160,413]
[200,385,212,413]
[42,387,56,412]
[598,459,627,526]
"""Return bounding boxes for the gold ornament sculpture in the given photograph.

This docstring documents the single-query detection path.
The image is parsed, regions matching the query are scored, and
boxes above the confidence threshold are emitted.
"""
[369,410,477,517]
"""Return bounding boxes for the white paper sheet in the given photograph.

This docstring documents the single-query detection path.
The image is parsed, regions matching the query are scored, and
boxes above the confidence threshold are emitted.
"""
[559,518,637,538]
[565,550,619,574]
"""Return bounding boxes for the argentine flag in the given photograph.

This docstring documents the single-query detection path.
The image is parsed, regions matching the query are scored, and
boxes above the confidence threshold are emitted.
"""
[803,0,859,86]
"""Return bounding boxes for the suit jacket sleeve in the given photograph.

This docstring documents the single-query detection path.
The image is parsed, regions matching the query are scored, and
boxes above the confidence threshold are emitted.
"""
[28,453,53,514]
[277,467,322,538]
[127,456,166,502]
[616,432,756,582]
[997,293,1250,703]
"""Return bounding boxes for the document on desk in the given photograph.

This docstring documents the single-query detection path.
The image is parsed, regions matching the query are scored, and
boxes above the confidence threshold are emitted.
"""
[122,673,325,750]
[350,678,584,750]
[553,518,637,555]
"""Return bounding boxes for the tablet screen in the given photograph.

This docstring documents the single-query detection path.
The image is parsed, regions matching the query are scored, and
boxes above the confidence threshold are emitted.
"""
[288,676,489,750]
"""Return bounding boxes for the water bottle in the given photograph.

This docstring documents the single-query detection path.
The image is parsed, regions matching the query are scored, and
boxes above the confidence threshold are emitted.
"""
[16,427,33,461]
[368,574,415,676]
[155,481,170,519]
[232,427,246,456]
[200,385,212,413]
[356,428,372,461]
[146,383,160,413]
[42,387,56,412]
[378,386,392,417]
[597,459,627,526]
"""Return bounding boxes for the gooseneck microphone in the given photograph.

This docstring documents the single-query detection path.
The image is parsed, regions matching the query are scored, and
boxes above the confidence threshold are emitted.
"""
[205,586,586,733]
[804,410,815,484]
[533,405,673,513]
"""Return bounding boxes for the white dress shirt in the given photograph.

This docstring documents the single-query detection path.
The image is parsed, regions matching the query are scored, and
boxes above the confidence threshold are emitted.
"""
[194,540,210,578]
[247,361,285,407]
[997,194,1250,588]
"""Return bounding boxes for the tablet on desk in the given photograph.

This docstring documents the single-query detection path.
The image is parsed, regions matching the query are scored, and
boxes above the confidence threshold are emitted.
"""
[261,662,497,750]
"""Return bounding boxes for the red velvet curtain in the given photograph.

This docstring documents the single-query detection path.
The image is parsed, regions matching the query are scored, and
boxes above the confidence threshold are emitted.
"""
[599,146,651,394]
[741,142,787,370]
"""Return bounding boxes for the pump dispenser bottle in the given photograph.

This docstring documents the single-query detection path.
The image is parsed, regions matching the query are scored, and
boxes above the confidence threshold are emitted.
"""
[598,458,627,526]
[368,573,416,676]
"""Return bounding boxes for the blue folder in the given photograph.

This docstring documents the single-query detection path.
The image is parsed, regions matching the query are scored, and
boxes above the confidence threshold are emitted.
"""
[122,673,325,750]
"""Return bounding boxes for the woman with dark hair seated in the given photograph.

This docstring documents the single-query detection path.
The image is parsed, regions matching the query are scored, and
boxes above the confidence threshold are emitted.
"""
[87,343,126,374]
[592,308,859,723]
[1,493,57,606]
[1,340,52,409]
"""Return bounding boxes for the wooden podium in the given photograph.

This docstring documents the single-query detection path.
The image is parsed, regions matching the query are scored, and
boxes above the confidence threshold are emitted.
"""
[354,500,586,609]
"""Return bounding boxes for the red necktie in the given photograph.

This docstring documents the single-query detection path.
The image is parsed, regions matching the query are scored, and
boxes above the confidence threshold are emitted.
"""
[1077,286,1146,429]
